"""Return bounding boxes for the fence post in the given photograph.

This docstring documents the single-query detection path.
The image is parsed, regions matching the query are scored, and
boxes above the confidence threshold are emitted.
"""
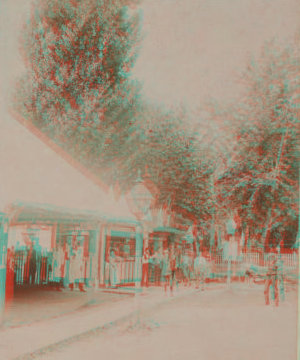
[0,218,9,325]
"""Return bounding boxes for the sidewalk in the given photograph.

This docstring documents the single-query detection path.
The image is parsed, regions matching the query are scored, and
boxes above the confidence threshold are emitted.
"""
[0,283,224,360]
[3,285,133,329]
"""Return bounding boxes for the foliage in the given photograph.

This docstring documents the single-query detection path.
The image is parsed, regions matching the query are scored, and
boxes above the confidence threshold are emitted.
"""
[13,0,214,227]
[13,0,142,170]
[111,103,215,225]
[216,38,300,248]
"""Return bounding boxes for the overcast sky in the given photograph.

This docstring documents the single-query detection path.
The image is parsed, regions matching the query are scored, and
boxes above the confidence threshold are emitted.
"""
[0,0,299,111]
[0,0,299,209]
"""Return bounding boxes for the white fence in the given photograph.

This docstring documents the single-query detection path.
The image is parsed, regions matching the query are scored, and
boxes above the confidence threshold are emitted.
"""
[211,252,298,278]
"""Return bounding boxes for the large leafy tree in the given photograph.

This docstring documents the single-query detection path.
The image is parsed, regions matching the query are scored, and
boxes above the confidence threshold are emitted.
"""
[13,0,142,173]
[110,103,214,226]
[13,0,213,228]
[216,38,300,249]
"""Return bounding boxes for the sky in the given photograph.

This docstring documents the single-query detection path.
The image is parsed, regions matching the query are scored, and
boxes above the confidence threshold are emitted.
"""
[0,0,299,109]
[0,0,299,210]
[133,0,299,107]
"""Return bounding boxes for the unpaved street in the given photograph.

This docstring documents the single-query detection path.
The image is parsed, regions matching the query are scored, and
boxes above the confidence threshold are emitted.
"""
[32,285,298,360]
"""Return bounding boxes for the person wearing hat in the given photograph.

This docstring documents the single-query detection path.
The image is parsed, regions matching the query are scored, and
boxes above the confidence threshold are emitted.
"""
[162,249,173,295]
[141,247,150,287]
[264,253,280,306]
[194,249,209,290]
[169,244,178,293]
[109,249,118,288]
[151,246,163,286]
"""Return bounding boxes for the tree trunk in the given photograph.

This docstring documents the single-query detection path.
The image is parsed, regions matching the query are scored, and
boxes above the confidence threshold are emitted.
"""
[262,127,288,249]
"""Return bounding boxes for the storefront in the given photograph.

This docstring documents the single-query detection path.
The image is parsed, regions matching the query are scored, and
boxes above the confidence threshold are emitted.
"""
[147,227,185,285]
[56,222,98,287]
[104,226,138,286]
[1,202,142,295]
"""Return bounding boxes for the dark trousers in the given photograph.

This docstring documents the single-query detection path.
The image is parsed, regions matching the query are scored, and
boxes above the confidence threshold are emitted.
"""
[265,275,279,306]
[29,265,36,284]
[170,269,176,289]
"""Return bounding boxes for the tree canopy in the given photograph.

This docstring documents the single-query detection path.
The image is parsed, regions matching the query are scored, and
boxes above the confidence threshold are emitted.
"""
[13,0,214,228]
[13,1,299,246]
[215,38,300,248]
[14,0,142,168]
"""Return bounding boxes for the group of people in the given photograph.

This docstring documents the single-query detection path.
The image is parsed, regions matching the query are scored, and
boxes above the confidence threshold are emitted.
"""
[140,244,287,306]
[11,239,42,286]
[52,237,87,292]
[141,244,211,295]
[4,236,88,295]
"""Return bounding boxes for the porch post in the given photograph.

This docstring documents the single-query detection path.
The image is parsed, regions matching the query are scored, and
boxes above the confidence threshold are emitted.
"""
[92,224,101,289]
[0,218,9,325]
[135,225,143,287]
[98,222,107,286]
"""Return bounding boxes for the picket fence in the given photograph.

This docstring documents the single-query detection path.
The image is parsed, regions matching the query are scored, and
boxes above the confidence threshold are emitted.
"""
[211,252,298,279]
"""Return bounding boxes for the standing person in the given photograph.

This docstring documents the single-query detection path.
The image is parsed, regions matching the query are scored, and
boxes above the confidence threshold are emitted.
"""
[114,245,123,285]
[148,247,156,284]
[52,244,63,291]
[174,245,181,290]
[68,238,84,291]
[75,239,86,292]
[194,250,206,290]
[169,245,177,294]
[141,247,150,287]
[29,242,37,285]
[181,249,190,286]
[68,242,76,291]
[277,258,285,302]
[188,249,195,286]
[204,251,211,289]
[109,250,118,288]
[264,254,280,307]
[63,238,71,288]
[162,250,172,295]
[34,238,42,285]
[250,253,281,307]
[194,250,201,289]
[151,247,163,286]
[200,252,209,290]
[156,247,164,286]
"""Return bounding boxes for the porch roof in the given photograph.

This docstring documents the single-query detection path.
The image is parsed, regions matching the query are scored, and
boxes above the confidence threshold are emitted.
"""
[151,226,186,236]
[5,201,140,226]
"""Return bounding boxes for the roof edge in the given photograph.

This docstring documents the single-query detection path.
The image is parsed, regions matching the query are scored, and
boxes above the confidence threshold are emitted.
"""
[9,109,109,194]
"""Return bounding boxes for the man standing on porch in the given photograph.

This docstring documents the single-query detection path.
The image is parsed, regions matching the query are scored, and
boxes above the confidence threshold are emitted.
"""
[141,247,150,287]
[109,249,118,288]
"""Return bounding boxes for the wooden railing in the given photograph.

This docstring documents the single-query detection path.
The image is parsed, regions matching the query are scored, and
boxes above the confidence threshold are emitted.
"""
[14,250,50,285]
[105,259,136,285]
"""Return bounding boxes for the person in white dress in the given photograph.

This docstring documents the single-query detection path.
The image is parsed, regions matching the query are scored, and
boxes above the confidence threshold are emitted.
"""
[76,244,86,292]
[52,244,64,291]
[194,250,209,290]
[109,250,118,288]
[68,239,86,292]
